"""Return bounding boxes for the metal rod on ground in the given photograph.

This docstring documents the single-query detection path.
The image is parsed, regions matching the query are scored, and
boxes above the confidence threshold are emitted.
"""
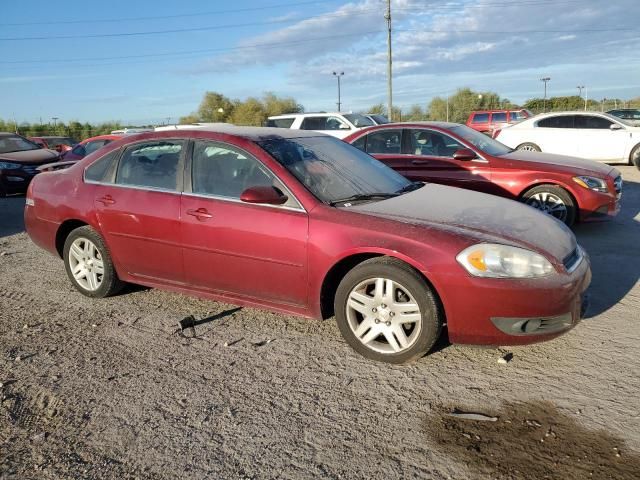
[385,0,392,121]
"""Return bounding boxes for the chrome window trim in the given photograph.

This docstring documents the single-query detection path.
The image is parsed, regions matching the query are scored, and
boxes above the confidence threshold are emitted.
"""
[83,179,182,196]
[182,191,306,213]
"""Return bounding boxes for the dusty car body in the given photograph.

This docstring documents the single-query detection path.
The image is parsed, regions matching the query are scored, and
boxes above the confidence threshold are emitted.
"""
[25,127,591,363]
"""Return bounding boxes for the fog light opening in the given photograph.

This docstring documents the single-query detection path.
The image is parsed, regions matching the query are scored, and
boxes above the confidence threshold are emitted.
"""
[521,318,542,334]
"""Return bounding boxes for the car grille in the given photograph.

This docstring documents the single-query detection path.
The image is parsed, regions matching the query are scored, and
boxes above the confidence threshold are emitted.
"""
[613,175,623,198]
[563,246,583,273]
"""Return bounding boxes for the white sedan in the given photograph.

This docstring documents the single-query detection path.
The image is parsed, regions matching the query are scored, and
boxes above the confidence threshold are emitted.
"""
[495,111,640,167]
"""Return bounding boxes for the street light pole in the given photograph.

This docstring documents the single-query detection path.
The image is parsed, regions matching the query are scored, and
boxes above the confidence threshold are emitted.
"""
[52,117,59,134]
[332,71,344,112]
[540,77,550,112]
[385,0,393,121]
[584,86,588,111]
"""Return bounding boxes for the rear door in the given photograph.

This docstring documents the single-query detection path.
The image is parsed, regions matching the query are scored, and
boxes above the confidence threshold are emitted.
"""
[93,140,186,284]
[181,140,308,306]
[534,115,580,155]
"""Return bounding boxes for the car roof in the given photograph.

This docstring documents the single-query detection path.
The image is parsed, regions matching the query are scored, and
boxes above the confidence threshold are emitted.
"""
[126,125,328,142]
[370,121,463,128]
[268,112,358,119]
[0,132,21,137]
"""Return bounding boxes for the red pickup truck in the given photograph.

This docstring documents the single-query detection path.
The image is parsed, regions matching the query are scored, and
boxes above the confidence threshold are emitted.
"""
[466,109,532,135]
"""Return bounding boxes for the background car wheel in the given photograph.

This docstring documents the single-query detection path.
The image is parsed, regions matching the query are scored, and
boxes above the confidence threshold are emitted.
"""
[334,257,442,364]
[630,144,640,169]
[521,185,576,226]
[516,142,541,152]
[63,226,124,298]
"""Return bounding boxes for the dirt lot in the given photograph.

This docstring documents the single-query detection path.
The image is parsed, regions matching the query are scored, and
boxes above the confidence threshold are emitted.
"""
[1,166,639,479]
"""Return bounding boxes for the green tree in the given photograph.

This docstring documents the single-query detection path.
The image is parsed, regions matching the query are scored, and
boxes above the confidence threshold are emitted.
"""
[229,97,266,126]
[427,88,512,123]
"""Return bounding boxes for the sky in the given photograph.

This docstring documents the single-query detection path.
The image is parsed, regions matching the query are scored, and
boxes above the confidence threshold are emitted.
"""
[1,0,639,125]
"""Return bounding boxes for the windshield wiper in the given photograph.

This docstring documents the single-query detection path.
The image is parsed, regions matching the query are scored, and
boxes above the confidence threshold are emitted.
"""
[329,192,398,206]
[396,181,424,194]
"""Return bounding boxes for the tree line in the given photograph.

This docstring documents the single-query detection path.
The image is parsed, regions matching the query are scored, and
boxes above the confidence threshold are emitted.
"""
[3,89,639,141]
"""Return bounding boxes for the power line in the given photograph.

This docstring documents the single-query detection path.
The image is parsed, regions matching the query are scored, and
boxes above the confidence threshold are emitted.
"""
[0,0,333,27]
[0,0,589,42]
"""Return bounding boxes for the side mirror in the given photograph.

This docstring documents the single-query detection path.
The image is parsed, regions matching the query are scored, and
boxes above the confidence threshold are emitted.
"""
[240,186,288,205]
[610,124,623,130]
[452,148,477,161]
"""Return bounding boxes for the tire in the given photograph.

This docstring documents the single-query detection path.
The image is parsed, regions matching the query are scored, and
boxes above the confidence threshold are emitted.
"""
[516,142,541,152]
[334,257,442,364]
[630,144,640,169]
[521,184,576,226]
[63,226,124,298]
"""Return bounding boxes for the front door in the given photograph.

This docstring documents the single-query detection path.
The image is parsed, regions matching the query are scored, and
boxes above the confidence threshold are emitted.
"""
[575,115,629,161]
[181,140,308,306]
[94,140,186,284]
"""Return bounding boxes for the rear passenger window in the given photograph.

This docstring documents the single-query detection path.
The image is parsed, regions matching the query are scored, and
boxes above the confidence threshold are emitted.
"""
[472,113,489,123]
[300,117,327,130]
[85,149,119,183]
[492,112,507,122]
[267,118,295,128]
[537,116,574,128]
[365,130,402,154]
[116,141,183,190]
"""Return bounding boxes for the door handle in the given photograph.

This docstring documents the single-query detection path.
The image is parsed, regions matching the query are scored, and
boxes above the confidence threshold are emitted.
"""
[412,160,429,165]
[97,195,116,206]
[186,208,213,221]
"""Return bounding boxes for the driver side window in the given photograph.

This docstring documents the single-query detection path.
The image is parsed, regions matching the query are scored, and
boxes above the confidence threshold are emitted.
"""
[407,129,463,157]
[191,141,300,208]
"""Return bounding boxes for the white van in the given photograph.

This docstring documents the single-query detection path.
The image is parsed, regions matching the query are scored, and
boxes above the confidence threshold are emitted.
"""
[266,112,375,139]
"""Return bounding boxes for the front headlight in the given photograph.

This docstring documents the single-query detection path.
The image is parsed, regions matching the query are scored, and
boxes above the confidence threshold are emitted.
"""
[0,161,22,170]
[573,176,608,193]
[456,243,554,278]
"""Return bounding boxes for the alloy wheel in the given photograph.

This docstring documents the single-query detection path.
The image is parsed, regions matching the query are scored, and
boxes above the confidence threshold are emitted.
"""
[526,192,568,222]
[346,277,422,354]
[68,237,104,291]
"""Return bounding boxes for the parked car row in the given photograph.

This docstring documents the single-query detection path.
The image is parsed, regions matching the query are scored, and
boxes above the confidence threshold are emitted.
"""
[25,126,591,364]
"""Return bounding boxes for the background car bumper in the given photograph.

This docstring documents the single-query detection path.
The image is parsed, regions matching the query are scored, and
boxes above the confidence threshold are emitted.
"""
[432,255,592,346]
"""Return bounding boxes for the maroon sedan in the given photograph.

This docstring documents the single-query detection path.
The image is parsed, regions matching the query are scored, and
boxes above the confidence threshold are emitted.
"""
[62,134,122,161]
[25,127,590,363]
[344,122,622,226]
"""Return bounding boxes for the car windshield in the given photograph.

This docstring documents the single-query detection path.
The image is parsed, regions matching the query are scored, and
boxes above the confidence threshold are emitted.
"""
[369,114,390,124]
[602,113,633,127]
[0,135,40,154]
[258,136,412,205]
[449,125,513,156]
[343,114,375,128]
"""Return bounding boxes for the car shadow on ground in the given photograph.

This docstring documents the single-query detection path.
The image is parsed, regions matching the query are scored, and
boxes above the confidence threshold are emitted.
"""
[574,178,640,318]
[0,195,26,238]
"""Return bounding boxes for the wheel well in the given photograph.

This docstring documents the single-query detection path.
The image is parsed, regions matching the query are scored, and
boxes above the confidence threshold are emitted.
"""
[629,143,640,165]
[518,182,580,220]
[55,220,88,257]
[319,253,445,322]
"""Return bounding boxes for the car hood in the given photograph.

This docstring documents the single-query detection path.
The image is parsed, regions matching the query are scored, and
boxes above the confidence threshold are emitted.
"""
[0,149,59,164]
[498,150,614,176]
[351,183,576,263]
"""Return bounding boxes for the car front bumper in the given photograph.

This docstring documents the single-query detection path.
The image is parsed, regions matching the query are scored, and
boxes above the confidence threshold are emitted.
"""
[432,252,592,346]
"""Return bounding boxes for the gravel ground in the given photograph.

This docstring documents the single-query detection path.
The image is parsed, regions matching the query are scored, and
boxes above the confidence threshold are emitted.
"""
[1,166,639,479]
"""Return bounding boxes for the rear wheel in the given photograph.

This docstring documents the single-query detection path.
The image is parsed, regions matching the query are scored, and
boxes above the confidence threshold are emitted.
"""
[63,226,124,298]
[516,142,541,152]
[334,257,442,364]
[521,185,576,226]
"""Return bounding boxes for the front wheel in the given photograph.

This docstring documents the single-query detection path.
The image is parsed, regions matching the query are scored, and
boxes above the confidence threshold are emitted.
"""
[334,257,442,364]
[521,185,576,226]
[63,226,124,298]
[630,144,640,169]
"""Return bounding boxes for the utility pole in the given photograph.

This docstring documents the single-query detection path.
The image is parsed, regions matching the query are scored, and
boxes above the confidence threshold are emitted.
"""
[584,86,588,111]
[332,71,344,111]
[52,117,59,134]
[540,77,550,112]
[577,85,584,97]
[385,0,393,121]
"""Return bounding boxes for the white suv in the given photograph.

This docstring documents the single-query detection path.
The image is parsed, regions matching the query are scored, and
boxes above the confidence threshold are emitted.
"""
[266,112,375,139]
